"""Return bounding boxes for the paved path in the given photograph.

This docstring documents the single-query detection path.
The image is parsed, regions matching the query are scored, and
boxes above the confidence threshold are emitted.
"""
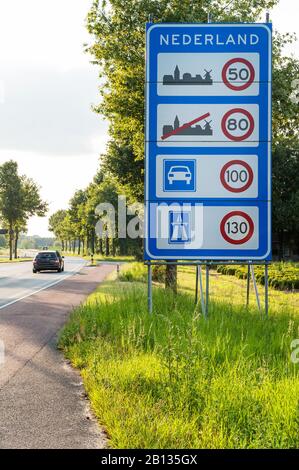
[0,262,114,448]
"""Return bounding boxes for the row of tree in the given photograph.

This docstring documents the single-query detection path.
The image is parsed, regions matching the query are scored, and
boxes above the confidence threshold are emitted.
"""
[49,171,142,258]
[0,161,47,259]
[50,1,299,277]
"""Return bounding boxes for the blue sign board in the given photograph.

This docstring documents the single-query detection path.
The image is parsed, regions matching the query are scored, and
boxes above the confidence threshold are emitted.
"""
[145,23,272,260]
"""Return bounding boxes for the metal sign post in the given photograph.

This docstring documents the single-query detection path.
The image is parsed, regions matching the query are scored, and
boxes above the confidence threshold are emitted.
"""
[148,263,153,314]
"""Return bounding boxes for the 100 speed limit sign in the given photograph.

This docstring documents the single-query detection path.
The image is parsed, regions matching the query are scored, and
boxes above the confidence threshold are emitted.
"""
[220,160,254,193]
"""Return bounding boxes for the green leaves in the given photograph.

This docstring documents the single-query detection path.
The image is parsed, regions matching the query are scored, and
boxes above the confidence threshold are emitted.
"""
[0,160,48,258]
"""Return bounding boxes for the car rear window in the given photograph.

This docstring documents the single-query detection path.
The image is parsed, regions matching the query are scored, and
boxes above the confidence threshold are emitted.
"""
[37,253,57,259]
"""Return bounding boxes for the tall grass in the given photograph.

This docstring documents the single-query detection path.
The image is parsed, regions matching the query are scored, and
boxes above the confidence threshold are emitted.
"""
[60,276,299,449]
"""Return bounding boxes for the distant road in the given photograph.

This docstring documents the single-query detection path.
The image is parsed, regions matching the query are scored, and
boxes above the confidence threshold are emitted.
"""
[0,257,86,309]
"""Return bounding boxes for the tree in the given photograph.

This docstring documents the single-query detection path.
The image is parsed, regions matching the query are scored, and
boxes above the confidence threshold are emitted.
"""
[49,210,68,250]
[0,161,24,259]
[87,0,299,289]
[0,161,47,259]
[15,176,48,258]
[272,140,299,258]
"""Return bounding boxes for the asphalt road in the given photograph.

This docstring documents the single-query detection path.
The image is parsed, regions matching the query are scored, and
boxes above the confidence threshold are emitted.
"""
[0,259,115,448]
[0,257,86,309]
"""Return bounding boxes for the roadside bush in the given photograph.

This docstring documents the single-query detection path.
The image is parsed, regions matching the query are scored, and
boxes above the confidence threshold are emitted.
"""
[152,265,166,282]
[119,262,147,283]
[217,262,299,291]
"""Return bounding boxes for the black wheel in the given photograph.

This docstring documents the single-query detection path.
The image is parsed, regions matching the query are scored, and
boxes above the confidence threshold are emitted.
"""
[33,269,37,274]
[57,268,61,273]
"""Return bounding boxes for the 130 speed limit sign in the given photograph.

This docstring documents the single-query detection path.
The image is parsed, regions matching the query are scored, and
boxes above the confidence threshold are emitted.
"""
[220,211,254,245]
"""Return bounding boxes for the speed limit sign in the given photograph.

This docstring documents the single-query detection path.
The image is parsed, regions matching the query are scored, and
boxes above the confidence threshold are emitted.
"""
[220,211,254,245]
[221,108,255,142]
[145,23,272,261]
[220,160,254,193]
[222,58,255,91]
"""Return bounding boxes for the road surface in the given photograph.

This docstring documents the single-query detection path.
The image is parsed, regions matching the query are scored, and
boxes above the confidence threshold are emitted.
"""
[0,258,115,448]
[0,257,86,309]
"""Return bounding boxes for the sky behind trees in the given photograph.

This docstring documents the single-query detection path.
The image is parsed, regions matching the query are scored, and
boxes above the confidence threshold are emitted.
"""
[0,0,297,236]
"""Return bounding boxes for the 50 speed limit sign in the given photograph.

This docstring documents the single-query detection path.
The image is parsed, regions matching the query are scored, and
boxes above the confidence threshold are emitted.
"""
[222,58,255,91]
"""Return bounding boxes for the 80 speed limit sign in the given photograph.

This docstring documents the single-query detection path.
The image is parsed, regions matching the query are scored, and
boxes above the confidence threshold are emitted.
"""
[221,108,255,142]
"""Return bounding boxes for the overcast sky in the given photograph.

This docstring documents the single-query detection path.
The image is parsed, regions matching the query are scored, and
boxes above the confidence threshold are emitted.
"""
[0,0,298,237]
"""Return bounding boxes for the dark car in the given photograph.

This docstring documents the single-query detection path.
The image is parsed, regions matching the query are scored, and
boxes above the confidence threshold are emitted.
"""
[33,251,64,273]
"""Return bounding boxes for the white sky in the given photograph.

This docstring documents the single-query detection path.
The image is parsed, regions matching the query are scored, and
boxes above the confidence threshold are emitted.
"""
[0,0,298,237]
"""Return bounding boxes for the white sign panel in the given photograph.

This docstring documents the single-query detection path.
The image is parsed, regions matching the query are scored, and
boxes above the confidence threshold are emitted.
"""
[153,204,259,250]
[158,53,260,96]
[156,154,258,198]
[157,103,259,147]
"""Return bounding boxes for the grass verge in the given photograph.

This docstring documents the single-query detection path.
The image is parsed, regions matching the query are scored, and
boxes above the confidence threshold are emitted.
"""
[59,264,299,449]
[0,257,32,263]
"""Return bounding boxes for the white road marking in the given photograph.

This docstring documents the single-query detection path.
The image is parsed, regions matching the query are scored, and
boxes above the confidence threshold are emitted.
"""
[0,261,87,310]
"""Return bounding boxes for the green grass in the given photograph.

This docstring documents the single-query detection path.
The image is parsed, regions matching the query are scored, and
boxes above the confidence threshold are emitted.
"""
[0,257,32,263]
[59,264,299,449]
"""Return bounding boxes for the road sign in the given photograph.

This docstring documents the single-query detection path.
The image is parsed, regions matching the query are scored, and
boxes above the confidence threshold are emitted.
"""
[145,23,272,260]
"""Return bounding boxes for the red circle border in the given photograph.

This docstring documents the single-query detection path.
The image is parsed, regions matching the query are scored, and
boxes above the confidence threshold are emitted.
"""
[221,108,255,142]
[220,160,254,193]
[220,211,254,245]
[222,58,255,91]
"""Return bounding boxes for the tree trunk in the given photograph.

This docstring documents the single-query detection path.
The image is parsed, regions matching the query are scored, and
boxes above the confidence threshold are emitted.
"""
[278,230,284,261]
[14,229,19,259]
[105,235,109,256]
[165,263,177,294]
[9,223,13,261]
[99,238,103,255]
[86,234,90,255]
[91,228,95,255]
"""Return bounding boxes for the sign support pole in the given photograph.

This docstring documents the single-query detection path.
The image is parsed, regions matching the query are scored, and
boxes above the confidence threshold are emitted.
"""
[246,263,250,307]
[250,265,261,312]
[205,264,210,317]
[198,265,206,318]
[148,262,153,314]
[265,262,269,317]
[195,265,199,305]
